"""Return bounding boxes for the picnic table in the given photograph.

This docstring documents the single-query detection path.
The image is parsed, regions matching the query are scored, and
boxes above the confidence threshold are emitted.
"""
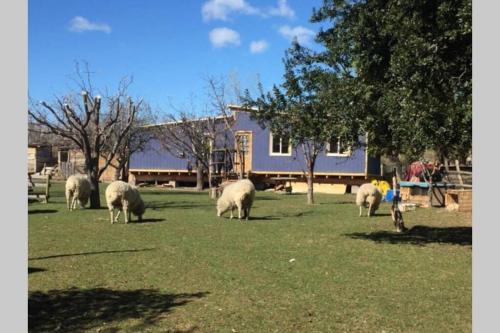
[269,176,297,194]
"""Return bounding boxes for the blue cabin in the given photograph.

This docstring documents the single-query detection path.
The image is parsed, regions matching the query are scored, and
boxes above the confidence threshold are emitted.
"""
[129,105,381,193]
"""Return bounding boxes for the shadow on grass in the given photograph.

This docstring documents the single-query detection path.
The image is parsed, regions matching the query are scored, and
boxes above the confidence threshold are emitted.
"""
[137,218,166,224]
[216,215,280,221]
[221,211,311,221]
[285,211,314,218]
[29,248,155,261]
[251,216,281,221]
[28,267,46,274]
[255,196,279,201]
[345,225,472,246]
[143,190,208,196]
[148,201,213,210]
[370,213,392,217]
[320,201,354,205]
[29,288,209,332]
[28,209,58,215]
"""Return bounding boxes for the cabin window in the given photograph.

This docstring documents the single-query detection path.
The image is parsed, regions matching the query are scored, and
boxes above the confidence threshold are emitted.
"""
[327,137,349,156]
[270,132,292,156]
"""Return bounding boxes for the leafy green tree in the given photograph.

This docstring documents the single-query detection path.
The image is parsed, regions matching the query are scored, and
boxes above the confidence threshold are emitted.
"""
[243,43,360,205]
[311,0,472,162]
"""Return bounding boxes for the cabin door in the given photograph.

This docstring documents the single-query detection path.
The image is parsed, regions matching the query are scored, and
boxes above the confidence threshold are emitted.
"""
[234,131,252,176]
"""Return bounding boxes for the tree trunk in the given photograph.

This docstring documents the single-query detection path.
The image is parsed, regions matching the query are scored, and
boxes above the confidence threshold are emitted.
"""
[208,174,217,199]
[208,152,216,199]
[443,157,450,173]
[306,170,314,205]
[196,162,204,191]
[121,159,129,182]
[238,150,245,179]
[114,162,122,181]
[394,157,403,181]
[86,156,101,208]
[115,158,129,182]
[88,169,101,208]
[455,159,464,186]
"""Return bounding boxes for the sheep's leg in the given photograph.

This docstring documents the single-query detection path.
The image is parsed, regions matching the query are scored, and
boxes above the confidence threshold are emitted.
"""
[359,205,363,217]
[66,193,71,211]
[237,202,243,220]
[110,209,114,224]
[368,202,373,217]
[124,204,129,224]
[245,207,251,221]
[230,206,234,219]
[72,191,79,210]
[115,210,121,223]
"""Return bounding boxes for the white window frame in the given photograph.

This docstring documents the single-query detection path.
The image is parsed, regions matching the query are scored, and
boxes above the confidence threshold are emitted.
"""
[326,137,351,157]
[269,132,292,156]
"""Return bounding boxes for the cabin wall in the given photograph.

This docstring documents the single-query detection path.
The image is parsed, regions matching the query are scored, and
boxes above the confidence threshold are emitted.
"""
[232,112,367,174]
[130,139,193,171]
[128,111,382,187]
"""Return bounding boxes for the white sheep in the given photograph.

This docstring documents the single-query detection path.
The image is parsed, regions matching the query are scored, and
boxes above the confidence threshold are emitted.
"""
[216,179,256,220]
[356,183,383,217]
[65,175,92,211]
[105,181,146,224]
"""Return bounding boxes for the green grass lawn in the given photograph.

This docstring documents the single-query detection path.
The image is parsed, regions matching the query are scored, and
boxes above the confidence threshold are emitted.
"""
[28,183,471,333]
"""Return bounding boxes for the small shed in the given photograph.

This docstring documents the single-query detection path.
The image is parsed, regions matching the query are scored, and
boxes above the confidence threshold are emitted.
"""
[445,189,472,213]
[399,181,451,208]
[60,148,120,182]
[28,144,53,173]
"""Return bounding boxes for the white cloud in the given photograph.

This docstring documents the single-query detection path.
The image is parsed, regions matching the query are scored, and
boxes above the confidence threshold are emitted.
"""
[209,27,241,48]
[201,0,295,21]
[278,25,315,45]
[202,0,260,21]
[250,40,268,54]
[69,16,111,34]
[268,0,295,19]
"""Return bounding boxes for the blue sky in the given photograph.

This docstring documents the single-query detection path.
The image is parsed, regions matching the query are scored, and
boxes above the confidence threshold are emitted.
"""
[29,0,324,114]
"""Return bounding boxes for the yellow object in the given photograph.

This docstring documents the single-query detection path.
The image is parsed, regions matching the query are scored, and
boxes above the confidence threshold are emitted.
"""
[371,179,391,195]
[290,182,347,194]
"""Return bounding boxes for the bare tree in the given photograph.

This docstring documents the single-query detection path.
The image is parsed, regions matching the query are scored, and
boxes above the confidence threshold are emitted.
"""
[102,102,157,181]
[206,75,245,179]
[155,100,223,192]
[28,66,141,208]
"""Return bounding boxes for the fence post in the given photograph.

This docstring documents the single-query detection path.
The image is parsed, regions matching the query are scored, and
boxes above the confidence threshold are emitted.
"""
[45,174,50,203]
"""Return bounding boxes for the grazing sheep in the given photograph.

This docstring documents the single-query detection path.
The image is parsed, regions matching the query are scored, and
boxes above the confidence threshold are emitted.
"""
[105,181,146,224]
[356,183,383,217]
[216,179,255,220]
[65,175,92,211]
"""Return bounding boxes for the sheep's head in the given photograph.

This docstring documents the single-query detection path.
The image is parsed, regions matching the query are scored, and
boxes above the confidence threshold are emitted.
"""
[132,199,146,221]
[78,197,89,207]
[216,197,230,217]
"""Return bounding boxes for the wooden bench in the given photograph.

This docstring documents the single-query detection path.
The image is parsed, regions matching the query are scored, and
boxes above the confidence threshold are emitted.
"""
[28,173,51,203]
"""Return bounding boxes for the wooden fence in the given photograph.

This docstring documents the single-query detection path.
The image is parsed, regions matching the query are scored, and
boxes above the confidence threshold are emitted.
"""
[59,162,86,179]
